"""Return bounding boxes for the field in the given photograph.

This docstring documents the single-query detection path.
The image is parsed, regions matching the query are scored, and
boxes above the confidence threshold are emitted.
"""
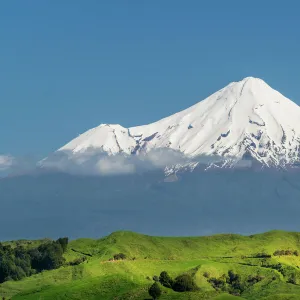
[2,230,300,299]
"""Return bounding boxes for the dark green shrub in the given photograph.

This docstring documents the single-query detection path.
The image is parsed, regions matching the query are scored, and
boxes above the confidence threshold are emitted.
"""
[203,272,210,278]
[208,277,227,291]
[273,250,284,256]
[273,249,299,256]
[253,253,271,258]
[56,237,69,253]
[247,274,264,284]
[172,274,198,292]
[148,282,162,299]
[287,273,297,285]
[227,271,245,295]
[69,257,86,266]
[159,271,173,288]
[262,262,284,274]
[207,271,247,295]
[153,275,159,282]
[228,270,239,283]
[113,253,126,260]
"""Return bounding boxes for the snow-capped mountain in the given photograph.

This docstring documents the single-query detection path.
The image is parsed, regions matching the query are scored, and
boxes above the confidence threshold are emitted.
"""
[52,77,300,168]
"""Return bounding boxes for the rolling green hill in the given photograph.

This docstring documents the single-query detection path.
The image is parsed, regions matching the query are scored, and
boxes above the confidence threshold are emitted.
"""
[2,230,300,299]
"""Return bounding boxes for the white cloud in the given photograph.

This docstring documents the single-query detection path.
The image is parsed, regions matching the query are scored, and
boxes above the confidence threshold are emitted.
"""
[0,154,41,175]
[39,148,229,176]
[0,155,15,171]
[96,156,136,175]
[0,149,238,176]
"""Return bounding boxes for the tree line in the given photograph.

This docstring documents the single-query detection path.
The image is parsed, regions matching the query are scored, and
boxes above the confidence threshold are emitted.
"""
[0,237,68,283]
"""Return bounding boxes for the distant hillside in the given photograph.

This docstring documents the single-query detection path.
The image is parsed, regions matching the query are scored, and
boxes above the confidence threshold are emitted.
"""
[1,169,300,241]
[66,230,300,260]
[2,230,300,299]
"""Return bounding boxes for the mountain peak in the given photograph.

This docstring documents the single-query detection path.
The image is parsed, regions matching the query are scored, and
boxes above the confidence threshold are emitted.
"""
[240,76,264,82]
[232,76,271,93]
[228,77,271,94]
[213,76,290,110]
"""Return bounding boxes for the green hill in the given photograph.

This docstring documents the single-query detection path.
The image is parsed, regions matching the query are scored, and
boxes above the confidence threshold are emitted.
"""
[2,230,300,299]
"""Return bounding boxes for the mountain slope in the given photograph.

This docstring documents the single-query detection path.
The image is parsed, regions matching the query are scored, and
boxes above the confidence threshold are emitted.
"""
[57,77,300,167]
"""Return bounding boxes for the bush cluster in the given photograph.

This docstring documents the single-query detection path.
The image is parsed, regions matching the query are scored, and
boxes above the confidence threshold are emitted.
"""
[262,262,284,272]
[68,256,87,266]
[0,237,68,283]
[172,274,199,292]
[159,271,198,291]
[247,274,264,284]
[148,271,199,299]
[159,271,174,288]
[113,253,127,260]
[208,275,228,291]
[253,252,271,258]
[207,270,263,296]
[273,249,299,256]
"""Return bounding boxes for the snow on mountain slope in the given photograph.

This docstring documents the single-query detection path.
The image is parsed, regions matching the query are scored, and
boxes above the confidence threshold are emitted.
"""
[58,77,300,167]
[60,124,137,155]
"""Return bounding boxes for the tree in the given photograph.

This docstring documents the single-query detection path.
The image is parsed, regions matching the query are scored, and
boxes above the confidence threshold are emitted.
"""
[227,270,245,294]
[56,237,69,253]
[148,282,162,300]
[159,271,173,288]
[31,242,65,271]
[172,274,198,292]
[228,270,237,283]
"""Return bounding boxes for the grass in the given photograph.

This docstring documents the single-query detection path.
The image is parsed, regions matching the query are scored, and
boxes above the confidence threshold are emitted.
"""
[1,230,300,299]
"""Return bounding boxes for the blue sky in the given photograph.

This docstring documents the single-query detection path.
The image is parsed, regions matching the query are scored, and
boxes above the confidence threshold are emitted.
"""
[0,1,299,157]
